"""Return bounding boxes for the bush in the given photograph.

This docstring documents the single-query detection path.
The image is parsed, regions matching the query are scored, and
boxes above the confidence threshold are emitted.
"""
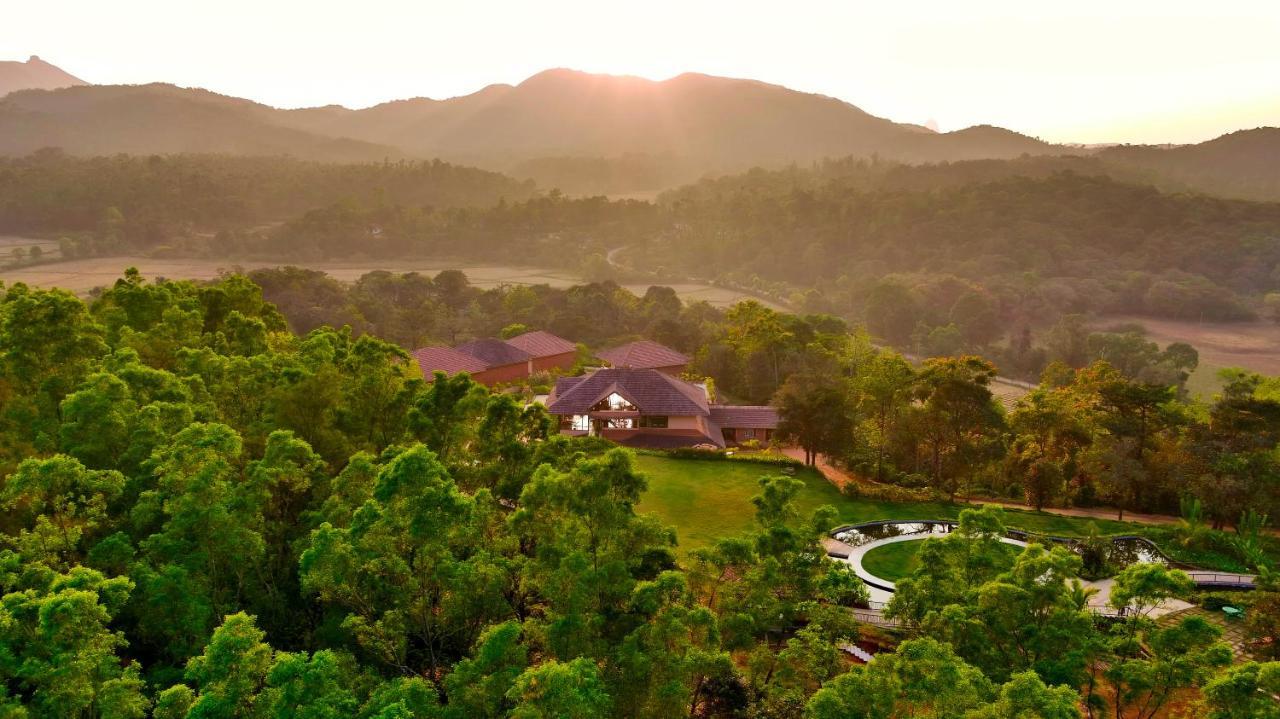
[841,481,941,503]
[1199,591,1253,611]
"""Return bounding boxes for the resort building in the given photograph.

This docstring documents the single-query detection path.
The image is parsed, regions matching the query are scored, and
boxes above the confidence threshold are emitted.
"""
[413,329,577,385]
[544,366,777,449]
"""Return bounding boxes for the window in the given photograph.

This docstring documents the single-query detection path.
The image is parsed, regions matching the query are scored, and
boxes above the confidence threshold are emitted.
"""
[605,418,635,429]
[638,415,668,428]
[589,392,638,412]
[570,415,590,431]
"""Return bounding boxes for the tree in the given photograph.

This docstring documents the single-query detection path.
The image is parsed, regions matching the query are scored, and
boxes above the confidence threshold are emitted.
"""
[301,444,510,675]
[805,638,992,719]
[178,612,273,719]
[774,373,854,466]
[851,352,915,481]
[910,357,1005,500]
[506,659,612,719]
[0,455,125,569]
[864,281,920,346]
[1202,662,1280,719]
[0,568,147,719]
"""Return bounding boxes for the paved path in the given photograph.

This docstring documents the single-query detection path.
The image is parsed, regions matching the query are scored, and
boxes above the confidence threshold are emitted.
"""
[829,529,1200,619]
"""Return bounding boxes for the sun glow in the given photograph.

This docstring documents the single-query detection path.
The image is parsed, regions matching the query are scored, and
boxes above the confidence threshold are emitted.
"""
[3,0,1278,144]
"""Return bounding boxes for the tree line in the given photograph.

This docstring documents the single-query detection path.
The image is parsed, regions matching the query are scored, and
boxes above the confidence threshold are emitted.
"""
[0,269,1276,717]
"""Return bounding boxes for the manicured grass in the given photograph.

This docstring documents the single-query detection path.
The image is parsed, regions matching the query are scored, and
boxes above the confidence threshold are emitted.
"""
[633,454,1151,554]
[861,539,1020,582]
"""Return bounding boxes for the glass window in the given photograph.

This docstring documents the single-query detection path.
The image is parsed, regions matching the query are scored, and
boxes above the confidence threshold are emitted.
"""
[571,415,590,431]
[639,415,668,428]
[589,392,638,412]
[605,418,635,429]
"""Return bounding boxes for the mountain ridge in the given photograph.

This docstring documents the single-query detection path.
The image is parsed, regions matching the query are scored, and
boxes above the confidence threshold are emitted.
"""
[0,55,87,97]
[0,62,1276,199]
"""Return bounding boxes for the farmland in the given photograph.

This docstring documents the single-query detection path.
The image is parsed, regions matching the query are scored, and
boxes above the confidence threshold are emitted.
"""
[0,255,777,308]
[1097,314,1280,398]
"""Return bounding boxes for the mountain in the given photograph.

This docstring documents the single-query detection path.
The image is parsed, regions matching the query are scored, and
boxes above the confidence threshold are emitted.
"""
[0,56,87,97]
[3,66,1275,200]
[1097,127,1280,201]
[278,69,1060,170]
[0,83,400,160]
[0,68,1060,178]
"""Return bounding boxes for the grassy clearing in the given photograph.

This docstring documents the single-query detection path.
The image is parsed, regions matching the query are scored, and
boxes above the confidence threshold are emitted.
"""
[633,454,1146,554]
[860,539,1020,582]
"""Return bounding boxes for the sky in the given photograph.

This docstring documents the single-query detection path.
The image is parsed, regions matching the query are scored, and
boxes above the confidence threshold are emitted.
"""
[4,0,1279,144]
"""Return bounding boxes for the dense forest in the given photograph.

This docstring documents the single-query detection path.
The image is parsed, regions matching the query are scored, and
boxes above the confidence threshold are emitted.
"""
[0,269,1276,718]
[0,151,535,256]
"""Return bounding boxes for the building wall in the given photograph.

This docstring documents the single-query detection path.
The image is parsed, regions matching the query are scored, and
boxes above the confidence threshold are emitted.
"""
[531,351,577,374]
[666,415,702,430]
[472,362,530,386]
[723,427,774,446]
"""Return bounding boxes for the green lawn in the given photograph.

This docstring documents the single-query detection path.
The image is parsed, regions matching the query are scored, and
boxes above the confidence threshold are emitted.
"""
[632,454,1149,554]
[861,539,1020,582]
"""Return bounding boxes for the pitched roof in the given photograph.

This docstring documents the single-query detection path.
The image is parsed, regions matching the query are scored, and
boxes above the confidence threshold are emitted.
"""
[454,338,531,367]
[413,346,488,376]
[546,368,710,416]
[506,330,577,358]
[709,405,779,429]
[597,340,690,370]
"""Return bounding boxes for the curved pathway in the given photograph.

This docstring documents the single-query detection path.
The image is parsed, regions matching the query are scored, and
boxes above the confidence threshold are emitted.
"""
[827,523,1255,620]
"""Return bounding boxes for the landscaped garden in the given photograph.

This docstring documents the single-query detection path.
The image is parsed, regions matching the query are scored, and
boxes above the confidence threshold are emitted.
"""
[635,454,1142,551]
[632,453,1275,572]
[860,538,1021,582]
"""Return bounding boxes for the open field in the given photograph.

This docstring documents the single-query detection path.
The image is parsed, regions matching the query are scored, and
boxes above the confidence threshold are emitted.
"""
[0,235,62,266]
[1097,314,1280,397]
[632,454,1145,554]
[0,255,774,308]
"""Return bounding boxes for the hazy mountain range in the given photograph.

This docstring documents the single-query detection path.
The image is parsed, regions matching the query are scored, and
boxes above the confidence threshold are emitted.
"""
[1,57,1277,198]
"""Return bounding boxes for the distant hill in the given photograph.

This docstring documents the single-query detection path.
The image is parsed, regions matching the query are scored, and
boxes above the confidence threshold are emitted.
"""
[279,69,1061,170]
[0,83,400,161]
[1098,128,1280,201]
[1,66,1276,200]
[0,68,1060,177]
[0,56,86,97]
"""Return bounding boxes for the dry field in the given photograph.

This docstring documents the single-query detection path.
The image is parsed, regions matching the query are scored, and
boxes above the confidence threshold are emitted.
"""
[0,255,774,309]
[1097,314,1280,397]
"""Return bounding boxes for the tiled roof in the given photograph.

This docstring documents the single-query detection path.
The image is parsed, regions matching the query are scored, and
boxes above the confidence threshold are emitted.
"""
[552,376,585,397]
[597,340,690,370]
[709,405,779,429]
[506,330,577,358]
[454,338,531,367]
[413,346,489,376]
[546,368,710,416]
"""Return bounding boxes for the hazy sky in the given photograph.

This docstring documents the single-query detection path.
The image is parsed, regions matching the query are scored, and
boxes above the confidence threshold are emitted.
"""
[4,1,1278,144]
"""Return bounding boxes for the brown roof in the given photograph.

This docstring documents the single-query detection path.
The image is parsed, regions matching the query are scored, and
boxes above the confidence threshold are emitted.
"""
[413,346,489,376]
[709,405,779,429]
[506,330,577,358]
[454,338,531,367]
[546,368,709,416]
[597,341,690,370]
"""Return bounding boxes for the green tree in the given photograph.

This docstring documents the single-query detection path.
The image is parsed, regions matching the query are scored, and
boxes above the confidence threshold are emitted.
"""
[0,568,147,719]
[506,658,612,719]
